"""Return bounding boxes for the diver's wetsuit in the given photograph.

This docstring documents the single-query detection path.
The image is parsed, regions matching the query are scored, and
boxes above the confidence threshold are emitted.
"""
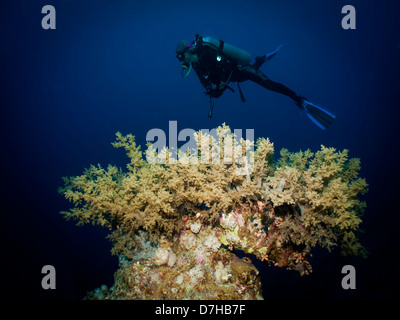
[191,40,303,105]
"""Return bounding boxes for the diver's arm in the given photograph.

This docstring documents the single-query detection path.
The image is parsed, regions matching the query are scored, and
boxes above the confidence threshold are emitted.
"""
[194,67,224,98]
[206,86,224,98]
[200,77,224,98]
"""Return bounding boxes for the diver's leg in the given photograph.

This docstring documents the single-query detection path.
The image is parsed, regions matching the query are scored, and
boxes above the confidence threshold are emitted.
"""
[236,66,303,105]
[234,66,335,129]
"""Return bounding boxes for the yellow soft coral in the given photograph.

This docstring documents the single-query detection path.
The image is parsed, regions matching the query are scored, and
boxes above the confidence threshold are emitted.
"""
[264,146,368,257]
[59,124,367,263]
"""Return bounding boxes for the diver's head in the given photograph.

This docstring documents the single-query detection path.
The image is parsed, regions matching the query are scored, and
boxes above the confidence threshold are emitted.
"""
[176,40,189,61]
[176,40,198,78]
[176,40,198,65]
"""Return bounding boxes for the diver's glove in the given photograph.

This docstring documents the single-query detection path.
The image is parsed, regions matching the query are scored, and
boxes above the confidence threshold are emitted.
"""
[205,87,223,98]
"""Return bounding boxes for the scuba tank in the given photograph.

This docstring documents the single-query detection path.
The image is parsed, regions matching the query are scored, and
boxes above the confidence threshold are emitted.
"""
[202,36,252,65]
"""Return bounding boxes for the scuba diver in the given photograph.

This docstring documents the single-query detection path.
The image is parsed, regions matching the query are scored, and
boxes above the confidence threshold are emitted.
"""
[176,34,336,129]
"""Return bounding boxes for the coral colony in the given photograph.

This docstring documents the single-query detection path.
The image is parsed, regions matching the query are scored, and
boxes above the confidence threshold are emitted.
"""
[59,124,368,300]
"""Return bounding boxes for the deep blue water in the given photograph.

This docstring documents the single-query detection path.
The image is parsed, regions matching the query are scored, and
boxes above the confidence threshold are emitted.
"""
[1,0,399,300]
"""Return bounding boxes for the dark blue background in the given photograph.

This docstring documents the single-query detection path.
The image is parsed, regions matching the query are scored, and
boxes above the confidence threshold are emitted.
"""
[1,0,399,299]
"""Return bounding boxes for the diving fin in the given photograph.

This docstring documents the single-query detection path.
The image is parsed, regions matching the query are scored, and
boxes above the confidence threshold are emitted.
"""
[265,44,283,61]
[300,99,336,130]
[253,44,283,69]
